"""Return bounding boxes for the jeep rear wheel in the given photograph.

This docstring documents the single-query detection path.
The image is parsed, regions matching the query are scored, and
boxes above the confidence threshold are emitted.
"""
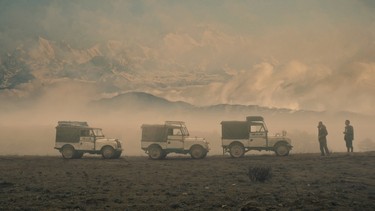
[148,145,163,160]
[190,145,206,159]
[275,144,289,156]
[230,143,245,158]
[61,145,75,159]
[102,146,115,159]
[160,151,168,159]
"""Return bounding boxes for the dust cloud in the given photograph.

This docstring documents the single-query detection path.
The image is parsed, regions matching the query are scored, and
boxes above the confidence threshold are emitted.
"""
[1,82,374,156]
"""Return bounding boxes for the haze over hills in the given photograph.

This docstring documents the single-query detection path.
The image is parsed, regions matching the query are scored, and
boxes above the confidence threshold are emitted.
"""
[1,33,375,116]
[1,36,373,120]
[1,1,375,116]
[0,36,372,118]
[93,91,194,111]
[2,87,374,156]
[1,1,375,155]
[93,91,373,120]
[1,40,374,155]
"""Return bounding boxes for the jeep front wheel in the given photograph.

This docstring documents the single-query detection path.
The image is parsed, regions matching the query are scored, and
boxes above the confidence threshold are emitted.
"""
[102,146,115,159]
[190,145,206,159]
[230,143,245,158]
[112,151,122,159]
[61,145,75,159]
[275,144,289,156]
[74,152,84,159]
[160,151,168,159]
[148,145,163,160]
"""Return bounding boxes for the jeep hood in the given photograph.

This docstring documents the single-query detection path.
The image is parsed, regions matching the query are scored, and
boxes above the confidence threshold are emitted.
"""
[96,138,118,142]
[268,136,292,144]
[184,137,206,142]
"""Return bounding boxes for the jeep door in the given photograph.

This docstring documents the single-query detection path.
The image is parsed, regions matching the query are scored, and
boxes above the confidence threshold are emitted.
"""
[248,124,267,147]
[166,128,184,149]
[76,129,95,150]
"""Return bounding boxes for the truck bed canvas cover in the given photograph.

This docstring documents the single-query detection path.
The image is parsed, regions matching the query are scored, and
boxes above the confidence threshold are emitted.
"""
[141,125,167,142]
[221,121,249,139]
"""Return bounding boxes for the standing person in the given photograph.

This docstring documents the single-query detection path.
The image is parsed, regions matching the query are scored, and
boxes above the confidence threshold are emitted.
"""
[344,120,354,153]
[317,121,330,156]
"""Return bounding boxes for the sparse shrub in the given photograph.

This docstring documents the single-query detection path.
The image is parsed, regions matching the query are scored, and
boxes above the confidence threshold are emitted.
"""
[248,165,272,182]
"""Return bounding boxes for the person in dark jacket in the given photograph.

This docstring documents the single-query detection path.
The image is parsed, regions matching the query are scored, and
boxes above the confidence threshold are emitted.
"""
[343,120,354,153]
[318,121,330,156]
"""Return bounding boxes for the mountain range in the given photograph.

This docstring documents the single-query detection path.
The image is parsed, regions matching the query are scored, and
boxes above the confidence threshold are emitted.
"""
[0,37,228,93]
[92,91,375,126]
[1,37,374,119]
[0,37,311,116]
[93,91,318,115]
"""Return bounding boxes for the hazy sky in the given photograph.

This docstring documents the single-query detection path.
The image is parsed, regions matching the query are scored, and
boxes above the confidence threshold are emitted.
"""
[1,0,375,114]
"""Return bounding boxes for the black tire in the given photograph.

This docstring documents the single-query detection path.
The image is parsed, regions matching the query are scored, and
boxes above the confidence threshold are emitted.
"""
[73,152,84,159]
[229,143,245,158]
[275,144,290,156]
[190,145,206,159]
[148,145,163,160]
[160,151,168,159]
[112,151,122,159]
[102,146,115,159]
[61,145,75,159]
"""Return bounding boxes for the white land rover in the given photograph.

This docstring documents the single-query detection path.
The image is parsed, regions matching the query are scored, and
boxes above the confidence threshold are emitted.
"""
[54,121,122,159]
[141,121,209,159]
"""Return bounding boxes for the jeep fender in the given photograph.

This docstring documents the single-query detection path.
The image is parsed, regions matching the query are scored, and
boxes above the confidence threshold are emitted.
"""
[100,145,115,151]
[60,144,75,152]
[95,140,118,151]
[273,141,291,148]
[184,141,208,151]
[229,141,245,148]
[189,144,207,152]
[146,144,162,152]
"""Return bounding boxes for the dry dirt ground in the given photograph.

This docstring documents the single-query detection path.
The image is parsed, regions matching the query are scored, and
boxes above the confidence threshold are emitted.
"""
[0,152,374,210]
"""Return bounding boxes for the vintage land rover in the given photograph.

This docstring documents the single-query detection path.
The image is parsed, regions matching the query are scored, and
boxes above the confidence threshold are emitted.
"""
[221,116,292,158]
[141,121,209,159]
[54,121,122,159]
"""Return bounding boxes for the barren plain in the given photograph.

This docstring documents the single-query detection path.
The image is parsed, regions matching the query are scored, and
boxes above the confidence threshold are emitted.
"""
[0,152,374,210]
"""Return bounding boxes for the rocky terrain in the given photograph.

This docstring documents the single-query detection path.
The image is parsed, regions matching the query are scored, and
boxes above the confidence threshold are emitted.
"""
[0,152,374,210]
[0,36,227,93]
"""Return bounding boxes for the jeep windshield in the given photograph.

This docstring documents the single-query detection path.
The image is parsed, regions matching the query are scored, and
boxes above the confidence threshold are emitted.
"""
[166,121,190,136]
[251,121,268,132]
[181,125,189,136]
[91,128,105,137]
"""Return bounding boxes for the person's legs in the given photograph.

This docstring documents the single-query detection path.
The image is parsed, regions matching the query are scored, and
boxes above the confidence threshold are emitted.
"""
[345,140,352,153]
[322,140,329,155]
[319,140,325,156]
[349,140,353,152]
